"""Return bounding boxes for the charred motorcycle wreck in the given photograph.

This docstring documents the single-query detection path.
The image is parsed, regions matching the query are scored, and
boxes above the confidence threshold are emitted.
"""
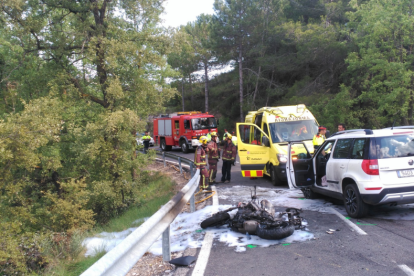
[200,186,305,240]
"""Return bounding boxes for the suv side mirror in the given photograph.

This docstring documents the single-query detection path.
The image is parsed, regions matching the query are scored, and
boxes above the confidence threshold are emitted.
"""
[262,136,270,147]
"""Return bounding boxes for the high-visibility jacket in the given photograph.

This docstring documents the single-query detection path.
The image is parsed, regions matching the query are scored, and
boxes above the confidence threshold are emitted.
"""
[142,135,151,141]
[312,134,325,146]
[194,145,207,169]
[231,136,238,146]
[206,133,212,142]
[222,141,236,161]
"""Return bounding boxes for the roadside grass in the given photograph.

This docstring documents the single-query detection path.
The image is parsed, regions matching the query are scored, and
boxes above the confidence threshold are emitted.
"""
[45,170,176,276]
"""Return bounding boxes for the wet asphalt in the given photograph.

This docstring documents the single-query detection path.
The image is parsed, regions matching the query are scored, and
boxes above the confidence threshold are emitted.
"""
[157,147,414,276]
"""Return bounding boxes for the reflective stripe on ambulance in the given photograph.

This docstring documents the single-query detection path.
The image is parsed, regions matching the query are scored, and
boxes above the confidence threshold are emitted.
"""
[241,170,264,177]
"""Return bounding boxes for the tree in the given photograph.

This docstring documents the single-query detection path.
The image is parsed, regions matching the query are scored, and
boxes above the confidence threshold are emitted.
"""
[334,0,414,128]
[185,14,215,113]
[168,29,198,111]
[0,0,176,272]
[212,0,261,121]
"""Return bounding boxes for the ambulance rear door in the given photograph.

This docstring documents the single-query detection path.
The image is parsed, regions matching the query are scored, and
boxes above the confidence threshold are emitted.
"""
[236,123,270,177]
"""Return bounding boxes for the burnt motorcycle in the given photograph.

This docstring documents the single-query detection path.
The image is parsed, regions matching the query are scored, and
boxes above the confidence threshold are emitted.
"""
[200,186,305,240]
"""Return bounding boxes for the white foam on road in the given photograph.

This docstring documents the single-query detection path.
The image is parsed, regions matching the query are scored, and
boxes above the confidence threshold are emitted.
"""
[82,185,414,257]
[218,185,337,213]
[218,185,414,221]
[82,204,314,256]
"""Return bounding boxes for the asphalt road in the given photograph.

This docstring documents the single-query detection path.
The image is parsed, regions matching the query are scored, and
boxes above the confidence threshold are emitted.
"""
[157,146,414,276]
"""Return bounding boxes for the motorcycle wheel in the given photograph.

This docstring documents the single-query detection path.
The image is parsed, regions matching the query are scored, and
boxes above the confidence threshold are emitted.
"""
[200,212,230,229]
[256,223,295,240]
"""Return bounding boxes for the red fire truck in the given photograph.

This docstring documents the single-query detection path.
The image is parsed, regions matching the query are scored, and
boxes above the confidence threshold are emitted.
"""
[153,111,218,153]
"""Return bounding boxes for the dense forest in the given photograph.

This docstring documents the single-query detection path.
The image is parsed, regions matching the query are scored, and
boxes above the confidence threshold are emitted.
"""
[1,0,414,274]
[167,0,414,133]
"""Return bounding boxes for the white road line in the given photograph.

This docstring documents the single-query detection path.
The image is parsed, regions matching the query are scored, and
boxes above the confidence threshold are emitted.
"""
[399,265,414,276]
[328,207,367,235]
[192,186,218,276]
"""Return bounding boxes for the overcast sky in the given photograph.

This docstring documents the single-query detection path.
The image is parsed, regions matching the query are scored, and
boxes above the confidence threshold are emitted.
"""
[161,0,215,28]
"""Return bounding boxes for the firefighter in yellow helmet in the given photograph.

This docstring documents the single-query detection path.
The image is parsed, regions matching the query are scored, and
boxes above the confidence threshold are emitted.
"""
[194,136,210,190]
[313,126,326,150]
[207,131,220,184]
[221,134,236,183]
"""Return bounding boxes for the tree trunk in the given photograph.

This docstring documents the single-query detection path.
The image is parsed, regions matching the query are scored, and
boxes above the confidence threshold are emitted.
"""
[204,61,209,113]
[189,74,193,110]
[91,0,109,108]
[238,44,244,122]
[252,65,261,107]
[266,68,275,106]
[181,78,185,111]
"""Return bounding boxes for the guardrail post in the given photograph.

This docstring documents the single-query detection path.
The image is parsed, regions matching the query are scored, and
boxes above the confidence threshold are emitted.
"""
[162,226,171,261]
[163,152,166,167]
[178,157,182,174]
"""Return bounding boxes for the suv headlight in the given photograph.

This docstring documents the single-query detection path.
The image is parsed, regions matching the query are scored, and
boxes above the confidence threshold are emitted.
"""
[277,154,288,163]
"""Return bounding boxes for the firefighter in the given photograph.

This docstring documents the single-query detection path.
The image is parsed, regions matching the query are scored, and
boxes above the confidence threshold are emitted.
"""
[142,131,152,154]
[231,131,238,166]
[207,132,220,184]
[194,136,210,190]
[223,129,229,141]
[313,126,326,150]
[221,134,236,183]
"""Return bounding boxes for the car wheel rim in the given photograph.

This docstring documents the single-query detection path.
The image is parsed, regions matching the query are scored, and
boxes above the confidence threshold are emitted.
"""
[345,188,357,214]
[182,143,187,151]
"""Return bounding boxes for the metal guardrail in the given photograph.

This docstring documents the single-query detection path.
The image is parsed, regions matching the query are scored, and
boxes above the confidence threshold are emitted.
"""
[155,151,197,212]
[81,151,200,276]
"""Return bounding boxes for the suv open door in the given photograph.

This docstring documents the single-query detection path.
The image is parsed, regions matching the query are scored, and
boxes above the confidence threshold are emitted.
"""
[236,123,271,177]
[286,142,315,189]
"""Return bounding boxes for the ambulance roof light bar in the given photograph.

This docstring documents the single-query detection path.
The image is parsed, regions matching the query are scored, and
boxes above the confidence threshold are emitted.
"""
[271,107,283,115]
[296,104,306,113]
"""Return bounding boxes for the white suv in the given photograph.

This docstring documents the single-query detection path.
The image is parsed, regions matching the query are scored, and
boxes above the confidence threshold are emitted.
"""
[286,127,414,218]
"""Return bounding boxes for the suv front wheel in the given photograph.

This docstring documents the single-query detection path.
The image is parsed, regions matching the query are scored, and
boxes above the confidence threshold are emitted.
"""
[343,184,369,218]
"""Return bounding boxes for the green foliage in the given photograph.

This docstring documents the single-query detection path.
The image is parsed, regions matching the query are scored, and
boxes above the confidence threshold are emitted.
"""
[335,0,414,128]
[44,171,175,276]
[0,0,178,274]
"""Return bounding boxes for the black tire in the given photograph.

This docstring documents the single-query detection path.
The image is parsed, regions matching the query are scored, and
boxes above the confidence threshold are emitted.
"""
[256,223,295,240]
[270,165,282,186]
[200,212,230,229]
[160,139,172,151]
[180,140,189,153]
[301,188,318,199]
[343,184,369,218]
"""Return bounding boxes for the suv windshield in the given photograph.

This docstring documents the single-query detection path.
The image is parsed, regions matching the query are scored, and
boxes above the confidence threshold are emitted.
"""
[191,117,217,130]
[375,135,414,158]
[269,120,318,143]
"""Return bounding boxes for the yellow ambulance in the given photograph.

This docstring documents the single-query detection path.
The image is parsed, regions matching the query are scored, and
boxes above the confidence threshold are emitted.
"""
[236,104,319,185]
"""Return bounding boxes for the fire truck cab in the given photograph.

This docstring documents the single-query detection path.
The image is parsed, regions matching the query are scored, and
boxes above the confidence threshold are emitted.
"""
[153,111,218,153]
